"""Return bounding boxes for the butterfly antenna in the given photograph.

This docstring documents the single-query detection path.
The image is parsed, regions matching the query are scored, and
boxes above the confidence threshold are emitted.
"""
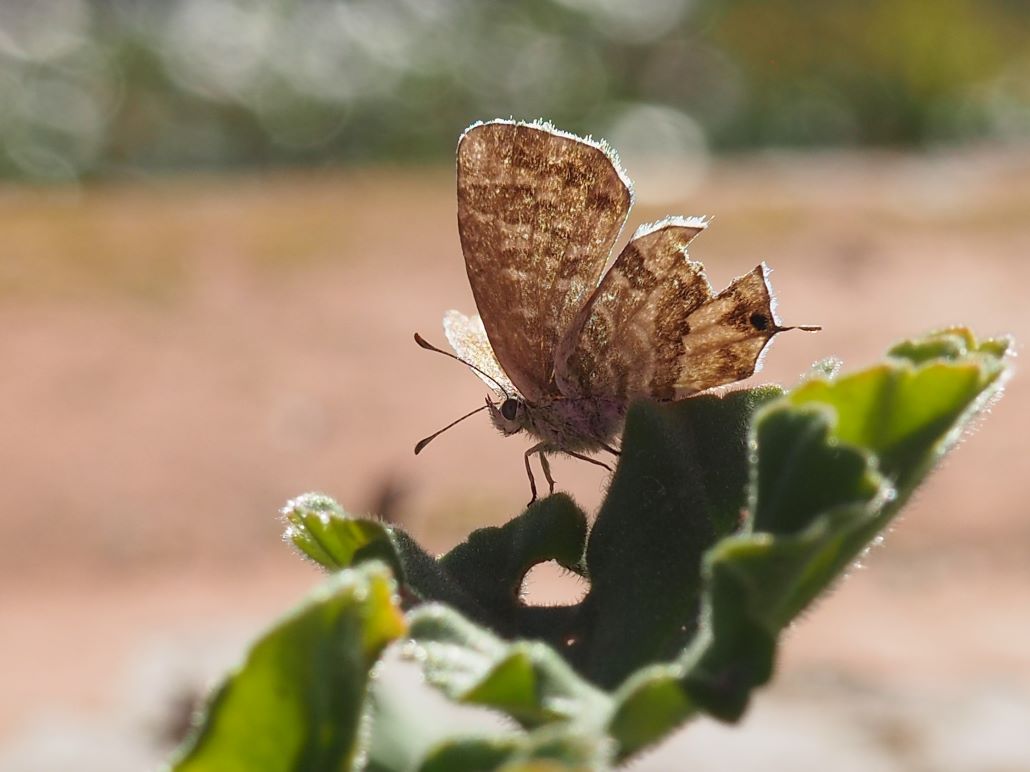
[414,401,491,455]
[788,325,822,332]
[413,333,511,398]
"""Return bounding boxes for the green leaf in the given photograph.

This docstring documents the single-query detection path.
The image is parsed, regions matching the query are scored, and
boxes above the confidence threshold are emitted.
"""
[266,328,1010,769]
[674,327,1010,725]
[886,326,1009,365]
[750,406,883,535]
[419,726,613,772]
[282,493,402,574]
[789,328,1009,493]
[607,477,885,741]
[406,604,611,729]
[440,494,589,630]
[283,493,590,635]
[607,665,694,761]
[281,492,492,623]
[170,562,406,772]
[418,738,514,772]
[609,328,1010,755]
[579,387,783,688]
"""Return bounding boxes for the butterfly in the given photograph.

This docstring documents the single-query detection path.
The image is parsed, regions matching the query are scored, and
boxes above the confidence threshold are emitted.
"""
[416,119,818,505]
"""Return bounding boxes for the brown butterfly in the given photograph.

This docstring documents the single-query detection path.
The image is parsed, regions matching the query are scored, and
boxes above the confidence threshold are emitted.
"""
[416,119,817,505]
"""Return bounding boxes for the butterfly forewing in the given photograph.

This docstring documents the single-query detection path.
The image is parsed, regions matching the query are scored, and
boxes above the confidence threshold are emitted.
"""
[555,219,711,400]
[443,309,517,396]
[457,120,632,402]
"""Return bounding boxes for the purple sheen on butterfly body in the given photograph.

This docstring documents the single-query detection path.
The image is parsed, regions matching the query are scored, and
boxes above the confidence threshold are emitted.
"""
[487,394,626,453]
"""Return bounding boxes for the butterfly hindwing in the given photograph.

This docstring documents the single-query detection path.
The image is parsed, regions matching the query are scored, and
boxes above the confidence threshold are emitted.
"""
[555,219,709,399]
[674,263,784,395]
[457,120,632,402]
[556,220,785,400]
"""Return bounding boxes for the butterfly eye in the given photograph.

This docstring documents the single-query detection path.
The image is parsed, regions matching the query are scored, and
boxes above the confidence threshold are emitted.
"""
[500,398,519,421]
[749,312,770,331]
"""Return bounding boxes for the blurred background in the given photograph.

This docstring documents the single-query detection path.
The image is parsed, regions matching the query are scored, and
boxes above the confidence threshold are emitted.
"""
[1,1,1028,770]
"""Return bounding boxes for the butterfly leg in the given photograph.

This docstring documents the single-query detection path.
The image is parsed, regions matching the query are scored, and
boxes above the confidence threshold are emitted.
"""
[524,442,556,506]
[600,441,621,457]
[539,451,556,496]
[524,443,543,506]
[565,450,613,473]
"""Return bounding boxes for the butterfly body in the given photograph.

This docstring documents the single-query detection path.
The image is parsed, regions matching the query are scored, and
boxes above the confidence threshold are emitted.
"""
[488,394,626,454]
[418,119,817,504]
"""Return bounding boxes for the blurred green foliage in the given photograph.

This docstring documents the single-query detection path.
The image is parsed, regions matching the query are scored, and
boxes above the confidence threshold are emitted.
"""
[2,0,1028,181]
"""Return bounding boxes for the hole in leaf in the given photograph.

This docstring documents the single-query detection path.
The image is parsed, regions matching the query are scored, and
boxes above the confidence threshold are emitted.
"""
[520,561,589,606]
